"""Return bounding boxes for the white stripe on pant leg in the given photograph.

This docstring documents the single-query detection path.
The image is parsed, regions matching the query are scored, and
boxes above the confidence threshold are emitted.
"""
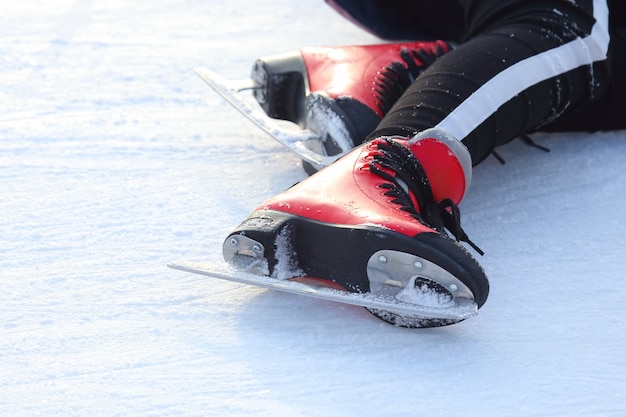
[436,0,610,142]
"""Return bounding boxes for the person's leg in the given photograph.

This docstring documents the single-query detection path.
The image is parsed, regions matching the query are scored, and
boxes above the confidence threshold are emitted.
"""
[541,28,626,132]
[222,1,612,327]
[371,0,611,164]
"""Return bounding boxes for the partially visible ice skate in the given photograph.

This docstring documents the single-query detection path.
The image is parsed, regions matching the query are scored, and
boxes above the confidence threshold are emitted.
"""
[195,67,340,171]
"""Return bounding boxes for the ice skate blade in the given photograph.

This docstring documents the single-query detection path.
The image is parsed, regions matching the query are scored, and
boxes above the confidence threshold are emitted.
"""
[194,67,341,170]
[167,260,478,323]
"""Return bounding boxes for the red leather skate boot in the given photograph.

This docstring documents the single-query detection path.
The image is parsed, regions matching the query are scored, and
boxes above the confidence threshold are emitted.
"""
[251,41,451,171]
[223,128,489,328]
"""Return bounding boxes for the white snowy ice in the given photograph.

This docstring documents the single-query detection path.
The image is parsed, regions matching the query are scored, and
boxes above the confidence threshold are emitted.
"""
[2,1,626,416]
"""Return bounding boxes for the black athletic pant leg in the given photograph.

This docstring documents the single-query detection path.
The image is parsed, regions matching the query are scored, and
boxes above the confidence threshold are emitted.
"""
[368,1,611,164]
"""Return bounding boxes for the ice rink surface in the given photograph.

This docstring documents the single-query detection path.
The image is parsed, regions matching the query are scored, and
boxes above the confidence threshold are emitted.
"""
[1,1,626,415]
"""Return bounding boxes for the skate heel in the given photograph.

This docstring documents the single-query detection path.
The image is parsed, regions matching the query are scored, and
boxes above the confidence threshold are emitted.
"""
[251,52,308,125]
[222,210,301,276]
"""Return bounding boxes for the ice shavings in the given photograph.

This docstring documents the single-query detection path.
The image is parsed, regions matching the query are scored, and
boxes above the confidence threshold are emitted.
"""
[305,93,354,154]
[272,226,305,280]
[394,277,456,308]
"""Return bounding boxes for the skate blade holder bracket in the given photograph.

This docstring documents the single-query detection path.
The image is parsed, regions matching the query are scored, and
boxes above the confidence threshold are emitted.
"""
[367,250,475,309]
[223,234,268,275]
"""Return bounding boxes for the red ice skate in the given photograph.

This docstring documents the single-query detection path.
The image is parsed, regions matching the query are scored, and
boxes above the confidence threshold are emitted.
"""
[250,41,451,172]
[223,128,489,328]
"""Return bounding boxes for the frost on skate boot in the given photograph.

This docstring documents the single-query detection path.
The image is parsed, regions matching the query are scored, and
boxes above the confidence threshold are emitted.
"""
[223,128,489,328]
[250,41,451,173]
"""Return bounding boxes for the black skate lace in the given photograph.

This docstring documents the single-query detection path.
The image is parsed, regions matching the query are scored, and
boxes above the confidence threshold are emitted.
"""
[491,134,551,164]
[369,138,484,255]
[375,45,446,115]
